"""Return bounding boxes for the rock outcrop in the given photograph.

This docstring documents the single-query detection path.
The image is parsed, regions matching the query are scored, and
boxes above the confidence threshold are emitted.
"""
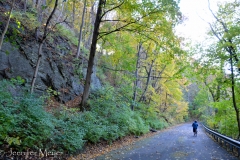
[0,39,101,103]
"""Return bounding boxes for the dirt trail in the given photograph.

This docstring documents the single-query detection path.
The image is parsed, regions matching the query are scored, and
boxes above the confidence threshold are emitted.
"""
[95,123,238,160]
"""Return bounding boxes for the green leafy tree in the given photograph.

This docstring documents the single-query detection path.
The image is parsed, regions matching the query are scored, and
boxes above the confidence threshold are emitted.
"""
[80,0,182,108]
[206,0,240,137]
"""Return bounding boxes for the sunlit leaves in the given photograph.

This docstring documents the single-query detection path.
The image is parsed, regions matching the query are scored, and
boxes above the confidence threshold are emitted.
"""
[96,0,187,124]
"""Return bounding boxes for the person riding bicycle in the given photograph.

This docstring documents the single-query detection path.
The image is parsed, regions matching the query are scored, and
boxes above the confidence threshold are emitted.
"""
[192,120,198,136]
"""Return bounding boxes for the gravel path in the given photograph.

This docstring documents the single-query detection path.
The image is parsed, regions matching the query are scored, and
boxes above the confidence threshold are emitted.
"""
[95,123,238,160]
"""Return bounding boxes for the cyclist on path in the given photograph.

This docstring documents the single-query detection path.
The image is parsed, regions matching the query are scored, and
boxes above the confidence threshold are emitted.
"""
[192,120,198,136]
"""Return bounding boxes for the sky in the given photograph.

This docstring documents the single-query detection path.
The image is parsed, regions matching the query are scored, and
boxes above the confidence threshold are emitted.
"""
[175,0,235,72]
[175,0,232,43]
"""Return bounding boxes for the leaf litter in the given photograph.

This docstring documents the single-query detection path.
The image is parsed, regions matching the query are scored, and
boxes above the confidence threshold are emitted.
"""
[67,132,158,160]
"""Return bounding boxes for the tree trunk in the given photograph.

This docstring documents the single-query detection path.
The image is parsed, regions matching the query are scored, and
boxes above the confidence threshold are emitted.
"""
[86,2,95,49]
[31,0,58,93]
[139,59,155,102]
[0,0,14,51]
[24,0,27,12]
[76,0,87,58]
[229,50,240,138]
[131,42,142,110]
[32,0,36,8]
[35,0,42,40]
[72,0,75,25]
[56,1,64,22]
[80,0,104,109]
[30,43,43,93]
[163,92,168,112]
[152,65,166,88]
[208,2,240,136]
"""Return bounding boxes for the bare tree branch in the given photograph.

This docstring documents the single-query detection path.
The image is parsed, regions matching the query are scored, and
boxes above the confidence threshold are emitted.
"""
[208,0,228,32]
[46,16,68,38]
[98,8,162,39]
[208,0,239,64]
[100,65,133,74]
[101,1,124,19]
[98,20,137,39]
[139,76,170,79]
[208,23,222,42]
[101,19,127,22]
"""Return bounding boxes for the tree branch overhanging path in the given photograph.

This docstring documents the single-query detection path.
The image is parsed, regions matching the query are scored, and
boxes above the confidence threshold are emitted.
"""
[80,0,181,109]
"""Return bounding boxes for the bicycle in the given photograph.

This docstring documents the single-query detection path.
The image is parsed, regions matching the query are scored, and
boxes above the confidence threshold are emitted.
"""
[194,130,198,137]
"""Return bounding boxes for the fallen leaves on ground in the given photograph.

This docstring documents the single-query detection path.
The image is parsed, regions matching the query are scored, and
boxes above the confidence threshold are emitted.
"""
[68,132,159,160]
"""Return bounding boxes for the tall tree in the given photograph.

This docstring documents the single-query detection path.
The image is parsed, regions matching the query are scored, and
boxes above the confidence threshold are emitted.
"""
[132,42,142,110]
[35,0,46,40]
[80,0,104,108]
[139,59,155,102]
[31,0,58,93]
[80,0,181,108]
[76,0,87,58]
[207,0,240,137]
[72,0,76,25]
[85,1,96,48]
[24,0,27,12]
[0,0,15,50]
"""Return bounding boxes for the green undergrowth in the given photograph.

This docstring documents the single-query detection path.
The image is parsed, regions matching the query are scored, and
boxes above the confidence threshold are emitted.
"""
[0,80,168,154]
[0,79,85,153]
[56,25,78,46]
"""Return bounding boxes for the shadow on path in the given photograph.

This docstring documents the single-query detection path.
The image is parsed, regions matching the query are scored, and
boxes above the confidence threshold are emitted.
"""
[95,123,238,160]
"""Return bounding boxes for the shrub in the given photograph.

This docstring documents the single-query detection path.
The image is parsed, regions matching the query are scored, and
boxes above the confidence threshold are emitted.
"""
[0,80,54,150]
[146,118,168,130]
[0,79,170,154]
[51,112,85,152]
[11,11,38,30]
[0,80,85,153]
[86,87,150,143]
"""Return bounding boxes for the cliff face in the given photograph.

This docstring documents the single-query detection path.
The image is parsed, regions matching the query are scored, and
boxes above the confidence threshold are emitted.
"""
[0,40,101,103]
[0,1,101,104]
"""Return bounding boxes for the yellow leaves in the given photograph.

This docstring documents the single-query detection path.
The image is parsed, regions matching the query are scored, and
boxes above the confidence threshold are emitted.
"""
[5,136,21,146]
[144,41,157,53]
[175,101,188,115]
[5,11,12,17]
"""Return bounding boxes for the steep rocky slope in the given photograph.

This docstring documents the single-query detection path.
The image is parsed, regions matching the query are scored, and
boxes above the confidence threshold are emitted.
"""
[0,0,101,104]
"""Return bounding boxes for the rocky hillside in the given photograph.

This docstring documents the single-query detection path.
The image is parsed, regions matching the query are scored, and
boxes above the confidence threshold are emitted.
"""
[0,0,101,104]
